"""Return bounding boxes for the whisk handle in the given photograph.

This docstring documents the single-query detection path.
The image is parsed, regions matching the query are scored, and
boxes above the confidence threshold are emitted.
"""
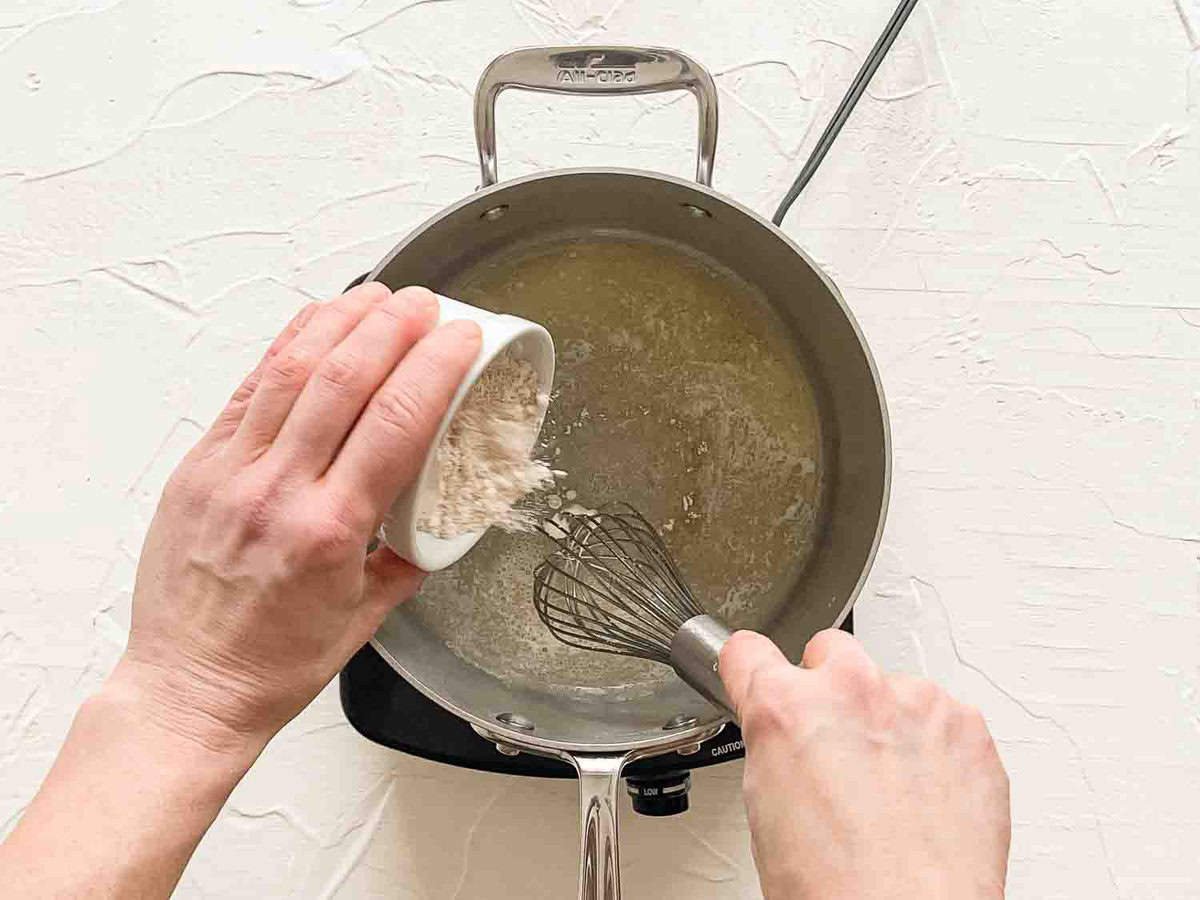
[669,615,735,715]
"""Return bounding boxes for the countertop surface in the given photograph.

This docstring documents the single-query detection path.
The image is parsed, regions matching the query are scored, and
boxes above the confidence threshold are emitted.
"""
[2,0,1198,897]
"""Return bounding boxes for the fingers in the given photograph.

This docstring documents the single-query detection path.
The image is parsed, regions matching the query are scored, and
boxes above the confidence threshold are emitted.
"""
[801,627,872,671]
[719,630,794,719]
[327,319,481,522]
[802,629,886,709]
[229,282,390,460]
[206,302,318,443]
[328,544,426,676]
[722,629,881,722]
[362,544,426,611]
[271,287,440,476]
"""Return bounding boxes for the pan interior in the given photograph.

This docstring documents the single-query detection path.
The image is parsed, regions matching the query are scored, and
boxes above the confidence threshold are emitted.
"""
[408,229,826,701]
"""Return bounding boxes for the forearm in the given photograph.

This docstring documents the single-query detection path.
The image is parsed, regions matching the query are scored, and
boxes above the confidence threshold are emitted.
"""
[0,661,265,898]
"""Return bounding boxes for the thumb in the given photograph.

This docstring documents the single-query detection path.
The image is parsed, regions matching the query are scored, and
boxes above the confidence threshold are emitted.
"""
[363,544,426,615]
[719,630,793,719]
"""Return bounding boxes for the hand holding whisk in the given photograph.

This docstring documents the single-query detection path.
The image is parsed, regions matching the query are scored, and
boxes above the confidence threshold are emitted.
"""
[533,503,734,715]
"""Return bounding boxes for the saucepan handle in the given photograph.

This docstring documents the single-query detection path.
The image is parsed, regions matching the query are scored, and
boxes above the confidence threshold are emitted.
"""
[572,753,628,900]
[474,46,718,187]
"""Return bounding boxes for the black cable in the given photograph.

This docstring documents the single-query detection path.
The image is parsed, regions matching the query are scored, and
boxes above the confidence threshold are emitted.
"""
[772,0,920,226]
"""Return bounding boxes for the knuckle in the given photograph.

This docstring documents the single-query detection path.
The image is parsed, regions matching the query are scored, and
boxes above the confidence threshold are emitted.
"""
[741,669,803,738]
[219,478,282,537]
[328,490,374,538]
[266,346,316,388]
[372,298,408,325]
[371,384,426,436]
[293,512,362,563]
[830,654,884,698]
[315,352,361,393]
[228,374,259,408]
[901,676,943,712]
[743,696,794,740]
[423,343,464,376]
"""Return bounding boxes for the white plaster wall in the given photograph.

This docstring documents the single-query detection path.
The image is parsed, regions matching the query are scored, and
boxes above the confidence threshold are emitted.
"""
[2,0,1198,897]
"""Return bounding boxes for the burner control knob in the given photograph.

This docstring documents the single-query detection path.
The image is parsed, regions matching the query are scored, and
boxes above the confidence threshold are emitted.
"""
[625,771,691,817]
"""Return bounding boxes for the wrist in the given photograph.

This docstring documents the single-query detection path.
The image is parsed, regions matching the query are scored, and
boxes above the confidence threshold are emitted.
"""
[99,656,271,780]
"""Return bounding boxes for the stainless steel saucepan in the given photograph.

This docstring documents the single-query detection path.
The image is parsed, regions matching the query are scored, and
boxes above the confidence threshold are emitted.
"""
[366,46,890,900]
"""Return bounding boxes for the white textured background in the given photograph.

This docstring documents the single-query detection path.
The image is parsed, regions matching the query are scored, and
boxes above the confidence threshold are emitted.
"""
[2,0,1198,897]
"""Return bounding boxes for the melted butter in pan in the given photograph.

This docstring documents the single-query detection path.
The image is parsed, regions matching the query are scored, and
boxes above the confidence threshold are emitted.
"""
[410,234,825,695]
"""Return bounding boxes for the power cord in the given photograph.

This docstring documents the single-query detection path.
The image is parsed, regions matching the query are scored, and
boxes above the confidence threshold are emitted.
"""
[772,0,920,226]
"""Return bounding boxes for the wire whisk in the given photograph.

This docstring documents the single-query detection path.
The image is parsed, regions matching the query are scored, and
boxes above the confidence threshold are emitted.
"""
[534,503,734,713]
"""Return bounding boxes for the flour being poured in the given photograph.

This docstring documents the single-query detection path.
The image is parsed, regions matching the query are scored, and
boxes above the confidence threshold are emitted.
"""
[418,351,555,538]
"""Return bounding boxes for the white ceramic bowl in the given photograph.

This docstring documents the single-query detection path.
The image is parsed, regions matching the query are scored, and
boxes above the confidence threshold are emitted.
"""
[379,294,555,571]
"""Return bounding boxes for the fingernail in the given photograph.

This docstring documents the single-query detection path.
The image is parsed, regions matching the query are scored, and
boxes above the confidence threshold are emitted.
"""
[405,289,439,317]
[363,281,391,304]
[443,319,482,342]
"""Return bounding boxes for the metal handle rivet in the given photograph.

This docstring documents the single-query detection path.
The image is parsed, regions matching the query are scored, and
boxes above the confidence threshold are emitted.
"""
[663,714,698,731]
[680,203,711,219]
[481,204,509,221]
[496,711,535,731]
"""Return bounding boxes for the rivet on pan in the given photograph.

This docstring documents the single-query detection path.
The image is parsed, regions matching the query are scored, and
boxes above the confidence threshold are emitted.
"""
[495,742,521,757]
[663,714,698,731]
[496,711,535,731]
[680,203,711,219]
[677,742,702,756]
[481,204,509,221]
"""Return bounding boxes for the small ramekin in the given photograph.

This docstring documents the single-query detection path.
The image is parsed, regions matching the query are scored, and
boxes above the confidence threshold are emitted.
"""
[379,294,555,571]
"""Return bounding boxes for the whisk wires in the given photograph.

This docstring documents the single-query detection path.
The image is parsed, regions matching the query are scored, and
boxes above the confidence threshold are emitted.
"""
[534,504,706,664]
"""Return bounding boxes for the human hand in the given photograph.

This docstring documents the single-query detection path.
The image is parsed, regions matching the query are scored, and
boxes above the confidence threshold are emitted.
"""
[720,629,1010,900]
[0,283,481,898]
[116,282,481,757]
